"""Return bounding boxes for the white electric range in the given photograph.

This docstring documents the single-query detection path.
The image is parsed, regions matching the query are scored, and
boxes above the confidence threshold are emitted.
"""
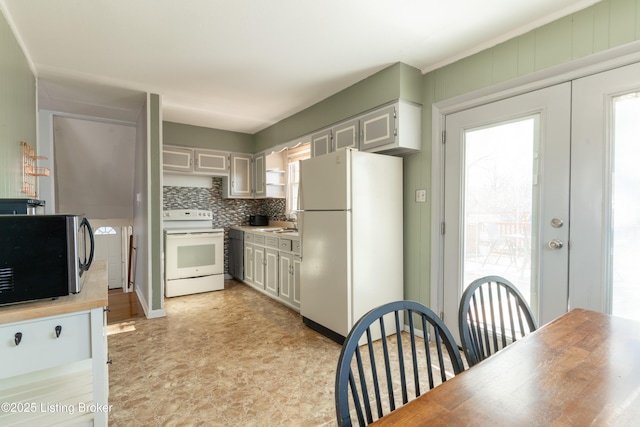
[163,209,224,297]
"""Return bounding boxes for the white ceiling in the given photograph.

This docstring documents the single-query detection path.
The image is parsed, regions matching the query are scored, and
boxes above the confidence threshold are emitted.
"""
[1,0,599,134]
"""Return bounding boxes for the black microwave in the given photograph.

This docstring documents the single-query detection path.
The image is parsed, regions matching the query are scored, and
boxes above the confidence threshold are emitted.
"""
[0,214,94,305]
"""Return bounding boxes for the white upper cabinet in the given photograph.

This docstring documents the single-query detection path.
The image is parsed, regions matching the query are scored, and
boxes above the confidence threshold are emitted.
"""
[311,120,359,157]
[224,153,253,198]
[359,105,396,150]
[163,146,194,172]
[333,118,359,151]
[194,149,229,175]
[311,128,333,157]
[359,101,421,155]
[309,100,421,158]
[254,152,266,198]
[163,146,231,176]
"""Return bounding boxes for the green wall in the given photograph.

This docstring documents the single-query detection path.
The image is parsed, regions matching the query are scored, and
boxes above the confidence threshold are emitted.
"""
[0,10,36,197]
[254,62,423,152]
[403,0,640,306]
[163,62,423,155]
[164,121,254,153]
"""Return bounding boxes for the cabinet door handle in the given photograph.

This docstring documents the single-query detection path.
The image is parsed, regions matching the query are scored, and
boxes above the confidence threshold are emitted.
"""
[14,332,22,346]
[55,325,62,338]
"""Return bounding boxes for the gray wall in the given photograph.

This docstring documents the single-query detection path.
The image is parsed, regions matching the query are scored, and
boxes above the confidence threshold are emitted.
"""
[53,116,136,218]
[0,10,36,198]
[164,121,254,153]
[149,94,163,312]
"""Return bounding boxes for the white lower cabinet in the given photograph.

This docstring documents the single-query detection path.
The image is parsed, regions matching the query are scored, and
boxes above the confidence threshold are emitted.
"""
[265,248,279,297]
[0,307,108,426]
[241,230,301,310]
[278,253,292,304]
[244,234,255,285]
[278,238,301,309]
[254,244,266,290]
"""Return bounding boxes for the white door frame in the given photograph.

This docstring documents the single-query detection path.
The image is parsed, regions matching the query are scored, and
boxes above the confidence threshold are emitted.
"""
[430,41,640,317]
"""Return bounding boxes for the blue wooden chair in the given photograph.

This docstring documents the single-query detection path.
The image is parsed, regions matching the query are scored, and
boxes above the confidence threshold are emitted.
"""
[335,300,464,426]
[458,275,537,367]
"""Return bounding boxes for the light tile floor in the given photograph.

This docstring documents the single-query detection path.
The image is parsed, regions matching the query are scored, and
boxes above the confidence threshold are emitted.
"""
[107,280,342,426]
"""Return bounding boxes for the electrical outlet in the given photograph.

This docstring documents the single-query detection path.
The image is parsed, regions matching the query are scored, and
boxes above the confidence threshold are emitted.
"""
[415,189,427,203]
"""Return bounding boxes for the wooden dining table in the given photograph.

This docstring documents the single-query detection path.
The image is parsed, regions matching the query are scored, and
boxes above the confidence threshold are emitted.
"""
[370,308,640,426]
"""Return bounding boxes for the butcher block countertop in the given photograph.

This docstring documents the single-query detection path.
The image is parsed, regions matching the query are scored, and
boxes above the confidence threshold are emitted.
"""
[0,259,108,324]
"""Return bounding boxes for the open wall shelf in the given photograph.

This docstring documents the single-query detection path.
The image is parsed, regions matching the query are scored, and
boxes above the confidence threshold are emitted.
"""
[20,141,49,197]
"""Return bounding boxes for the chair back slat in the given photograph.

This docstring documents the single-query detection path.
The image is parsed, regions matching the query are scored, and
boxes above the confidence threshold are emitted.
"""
[363,328,383,419]
[335,301,464,427]
[458,275,537,367]
[406,310,421,397]
[419,314,434,390]
[394,311,408,405]
[496,284,508,348]
[353,346,373,423]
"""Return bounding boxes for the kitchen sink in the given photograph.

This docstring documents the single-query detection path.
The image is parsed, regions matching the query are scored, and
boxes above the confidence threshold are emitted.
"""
[263,228,297,234]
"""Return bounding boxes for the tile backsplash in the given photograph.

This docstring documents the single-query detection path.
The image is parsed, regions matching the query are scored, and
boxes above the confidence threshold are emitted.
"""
[163,177,287,274]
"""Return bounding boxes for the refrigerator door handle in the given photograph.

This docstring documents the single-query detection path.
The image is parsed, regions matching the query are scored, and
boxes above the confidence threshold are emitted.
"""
[296,176,304,261]
[297,178,304,211]
[298,211,304,261]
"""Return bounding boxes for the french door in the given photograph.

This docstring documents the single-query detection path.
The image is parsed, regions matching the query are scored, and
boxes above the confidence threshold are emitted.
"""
[441,62,640,338]
[570,62,640,320]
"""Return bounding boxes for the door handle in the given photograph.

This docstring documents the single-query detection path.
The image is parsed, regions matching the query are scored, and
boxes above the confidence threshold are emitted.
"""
[548,239,564,250]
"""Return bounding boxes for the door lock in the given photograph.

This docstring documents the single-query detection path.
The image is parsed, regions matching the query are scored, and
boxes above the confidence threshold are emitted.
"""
[548,239,564,250]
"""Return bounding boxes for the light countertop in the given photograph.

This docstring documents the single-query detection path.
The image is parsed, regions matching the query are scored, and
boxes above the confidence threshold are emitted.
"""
[0,259,109,324]
[231,223,299,238]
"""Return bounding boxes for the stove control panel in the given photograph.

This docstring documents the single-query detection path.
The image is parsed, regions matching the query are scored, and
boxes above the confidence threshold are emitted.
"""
[163,209,213,220]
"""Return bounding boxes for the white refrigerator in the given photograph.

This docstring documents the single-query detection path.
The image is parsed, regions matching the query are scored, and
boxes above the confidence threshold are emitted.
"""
[299,148,403,343]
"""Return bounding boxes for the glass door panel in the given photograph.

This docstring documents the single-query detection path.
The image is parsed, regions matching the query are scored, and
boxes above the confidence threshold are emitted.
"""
[463,118,536,303]
[611,93,640,320]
